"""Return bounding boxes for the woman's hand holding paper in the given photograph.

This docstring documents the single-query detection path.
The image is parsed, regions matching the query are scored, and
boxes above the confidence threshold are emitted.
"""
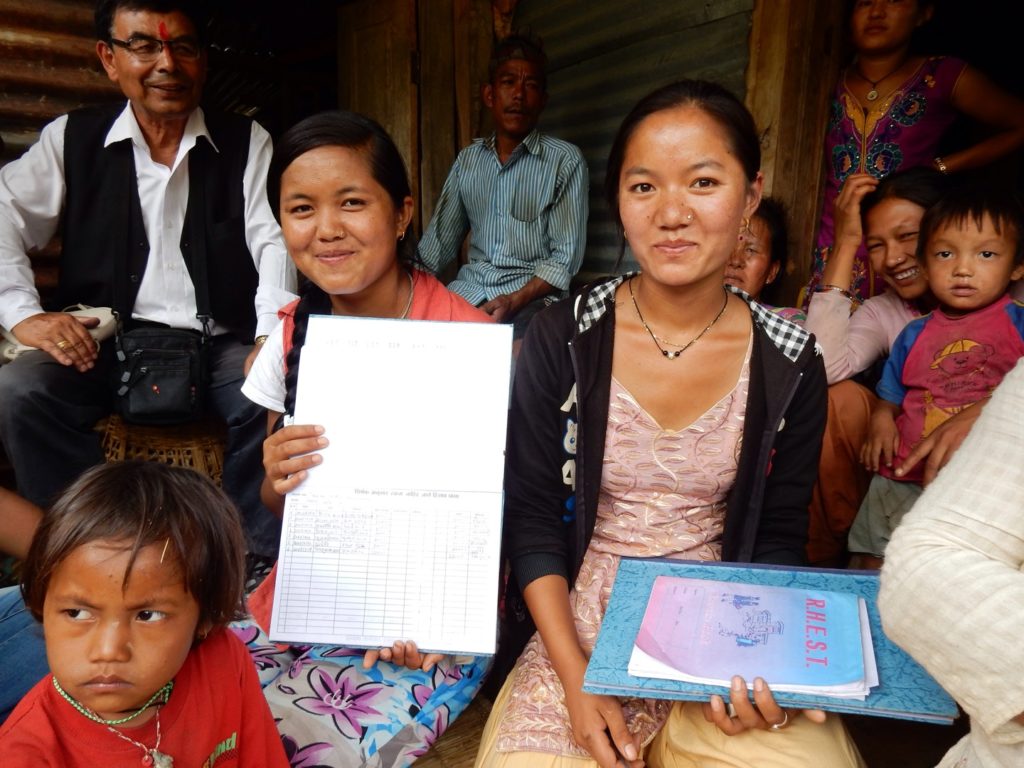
[702,676,826,735]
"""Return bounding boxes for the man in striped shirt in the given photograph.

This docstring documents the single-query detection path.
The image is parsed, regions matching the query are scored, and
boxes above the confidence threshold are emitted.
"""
[418,34,589,341]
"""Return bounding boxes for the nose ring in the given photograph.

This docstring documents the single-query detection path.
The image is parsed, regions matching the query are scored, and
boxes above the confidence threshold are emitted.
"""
[685,211,694,223]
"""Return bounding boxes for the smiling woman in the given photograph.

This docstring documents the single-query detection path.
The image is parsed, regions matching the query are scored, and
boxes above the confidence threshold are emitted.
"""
[474,80,864,768]
[805,0,1024,304]
[236,110,495,768]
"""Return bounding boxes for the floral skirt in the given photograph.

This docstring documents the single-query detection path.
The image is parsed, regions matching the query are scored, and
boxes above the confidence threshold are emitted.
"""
[230,621,489,768]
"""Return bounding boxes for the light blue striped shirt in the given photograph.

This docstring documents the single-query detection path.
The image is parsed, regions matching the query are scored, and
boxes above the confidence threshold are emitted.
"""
[417,130,588,306]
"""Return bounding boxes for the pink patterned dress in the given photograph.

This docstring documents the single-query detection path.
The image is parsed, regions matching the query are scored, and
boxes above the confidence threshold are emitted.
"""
[496,344,751,755]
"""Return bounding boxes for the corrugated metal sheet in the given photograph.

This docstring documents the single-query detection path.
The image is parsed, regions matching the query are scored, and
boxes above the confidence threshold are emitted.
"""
[0,0,122,163]
[515,0,754,277]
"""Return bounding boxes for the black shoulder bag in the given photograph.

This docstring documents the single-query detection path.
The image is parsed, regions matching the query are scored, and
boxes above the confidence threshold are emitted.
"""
[112,176,213,425]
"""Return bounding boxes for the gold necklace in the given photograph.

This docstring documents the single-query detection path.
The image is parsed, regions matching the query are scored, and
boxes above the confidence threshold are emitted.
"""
[629,277,729,360]
[398,271,414,319]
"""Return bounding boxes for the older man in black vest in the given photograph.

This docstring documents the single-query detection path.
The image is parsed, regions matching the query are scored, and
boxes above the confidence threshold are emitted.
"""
[0,0,295,559]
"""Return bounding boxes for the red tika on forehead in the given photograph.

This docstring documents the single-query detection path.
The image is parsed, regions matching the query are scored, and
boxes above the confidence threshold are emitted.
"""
[158,21,169,40]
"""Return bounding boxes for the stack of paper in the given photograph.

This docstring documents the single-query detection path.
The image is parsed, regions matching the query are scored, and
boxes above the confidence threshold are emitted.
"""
[584,559,958,723]
[269,314,513,655]
[628,576,878,699]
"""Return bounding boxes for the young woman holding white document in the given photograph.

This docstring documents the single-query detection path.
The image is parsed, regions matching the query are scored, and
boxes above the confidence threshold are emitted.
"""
[238,110,493,768]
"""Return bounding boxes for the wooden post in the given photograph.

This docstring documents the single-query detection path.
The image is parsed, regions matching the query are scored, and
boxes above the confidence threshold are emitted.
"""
[745,0,845,304]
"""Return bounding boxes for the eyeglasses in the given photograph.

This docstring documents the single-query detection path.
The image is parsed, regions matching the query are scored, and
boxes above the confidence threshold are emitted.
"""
[108,35,202,61]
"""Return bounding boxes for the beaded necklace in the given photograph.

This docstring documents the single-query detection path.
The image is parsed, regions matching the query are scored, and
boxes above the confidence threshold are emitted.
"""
[52,678,175,765]
[52,677,173,725]
[629,277,729,360]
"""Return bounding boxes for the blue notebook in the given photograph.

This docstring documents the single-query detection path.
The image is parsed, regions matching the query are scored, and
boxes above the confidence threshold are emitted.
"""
[583,558,958,724]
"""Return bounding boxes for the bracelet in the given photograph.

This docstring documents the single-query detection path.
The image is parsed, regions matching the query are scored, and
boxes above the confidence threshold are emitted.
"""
[933,156,948,174]
[254,335,269,347]
[814,284,861,305]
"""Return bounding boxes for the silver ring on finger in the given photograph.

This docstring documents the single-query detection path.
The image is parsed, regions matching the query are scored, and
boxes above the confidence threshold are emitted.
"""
[769,710,789,731]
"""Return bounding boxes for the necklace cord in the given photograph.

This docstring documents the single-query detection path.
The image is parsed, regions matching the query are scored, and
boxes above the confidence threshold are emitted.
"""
[52,677,173,726]
[853,56,908,101]
[629,276,729,360]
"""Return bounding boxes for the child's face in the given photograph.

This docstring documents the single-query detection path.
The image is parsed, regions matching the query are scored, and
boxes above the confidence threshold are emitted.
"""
[43,538,204,722]
[924,214,1024,317]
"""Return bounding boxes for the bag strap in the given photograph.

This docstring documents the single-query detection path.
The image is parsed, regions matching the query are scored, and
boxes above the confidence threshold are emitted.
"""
[111,140,213,342]
[185,141,212,341]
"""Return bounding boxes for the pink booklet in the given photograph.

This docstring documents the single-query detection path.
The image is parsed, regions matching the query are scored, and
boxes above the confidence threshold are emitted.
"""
[630,575,876,697]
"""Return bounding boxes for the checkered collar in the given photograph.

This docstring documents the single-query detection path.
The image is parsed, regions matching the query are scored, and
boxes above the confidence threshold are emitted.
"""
[574,274,814,364]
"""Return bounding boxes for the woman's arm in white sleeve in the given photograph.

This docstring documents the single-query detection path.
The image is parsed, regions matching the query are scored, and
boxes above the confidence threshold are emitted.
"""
[805,291,891,384]
[880,359,1024,741]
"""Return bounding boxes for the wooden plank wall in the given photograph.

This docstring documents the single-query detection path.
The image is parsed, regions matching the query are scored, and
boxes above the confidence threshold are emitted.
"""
[746,0,845,304]
[514,0,755,279]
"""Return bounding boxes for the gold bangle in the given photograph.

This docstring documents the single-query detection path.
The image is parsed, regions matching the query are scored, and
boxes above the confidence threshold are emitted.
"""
[814,284,862,305]
[254,335,269,347]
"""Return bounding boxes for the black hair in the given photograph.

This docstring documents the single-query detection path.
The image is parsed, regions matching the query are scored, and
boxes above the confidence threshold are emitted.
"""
[22,462,247,629]
[918,187,1024,265]
[605,79,761,269]
[268,110,415,420]
[95,0,208,43]
[861,166,950,225]
[751,197,789,305]
[488,32,548,90]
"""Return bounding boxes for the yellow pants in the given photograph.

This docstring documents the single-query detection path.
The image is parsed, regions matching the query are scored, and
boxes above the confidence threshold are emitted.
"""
[475,672,866,768]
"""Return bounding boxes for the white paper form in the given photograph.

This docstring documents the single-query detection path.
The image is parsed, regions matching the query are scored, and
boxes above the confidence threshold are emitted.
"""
[269,315,512,655]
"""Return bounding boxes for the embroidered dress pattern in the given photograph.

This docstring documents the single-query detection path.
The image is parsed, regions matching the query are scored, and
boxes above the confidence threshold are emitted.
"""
[807,56,966,304]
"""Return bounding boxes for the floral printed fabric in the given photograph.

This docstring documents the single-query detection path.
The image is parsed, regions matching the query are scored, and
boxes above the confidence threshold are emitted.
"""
[229,622,489,768]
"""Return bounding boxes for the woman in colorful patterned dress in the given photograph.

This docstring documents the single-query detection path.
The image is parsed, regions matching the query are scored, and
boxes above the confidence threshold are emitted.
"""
[806,0,1024,304]
[475,80,864,768]
[238,111,493,768]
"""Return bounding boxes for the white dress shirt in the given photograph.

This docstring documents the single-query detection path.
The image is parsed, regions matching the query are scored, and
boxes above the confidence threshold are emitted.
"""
[0,102,295,337]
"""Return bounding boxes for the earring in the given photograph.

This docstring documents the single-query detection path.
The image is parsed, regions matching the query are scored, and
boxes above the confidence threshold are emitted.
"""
[740,217,751,237]
[398,232,405,242]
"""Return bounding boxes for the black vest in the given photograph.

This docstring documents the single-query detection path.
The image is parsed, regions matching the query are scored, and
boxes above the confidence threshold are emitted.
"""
[61,104,260,340]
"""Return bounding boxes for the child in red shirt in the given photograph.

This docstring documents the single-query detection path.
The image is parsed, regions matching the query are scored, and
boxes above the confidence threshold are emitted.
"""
[0,461,289,767]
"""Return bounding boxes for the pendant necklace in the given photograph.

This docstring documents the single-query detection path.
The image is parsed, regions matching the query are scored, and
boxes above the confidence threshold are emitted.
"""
[52,677,174,765]
[854,57,907,102]
[106,709,173,767]
[629,277,729,360]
